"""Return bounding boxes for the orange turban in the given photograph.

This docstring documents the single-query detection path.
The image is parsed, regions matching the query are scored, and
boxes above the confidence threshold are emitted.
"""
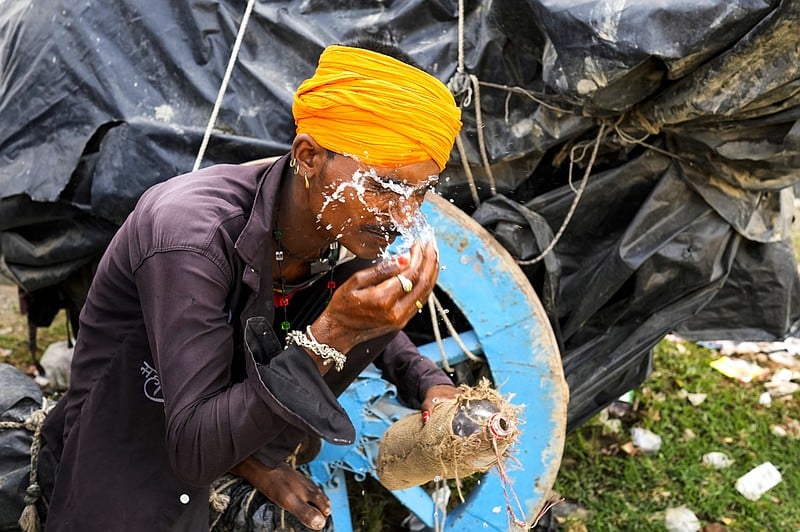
[293,45,462,171]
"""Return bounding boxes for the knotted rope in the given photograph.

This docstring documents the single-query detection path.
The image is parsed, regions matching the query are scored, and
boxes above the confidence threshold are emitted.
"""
[0,398,55,532]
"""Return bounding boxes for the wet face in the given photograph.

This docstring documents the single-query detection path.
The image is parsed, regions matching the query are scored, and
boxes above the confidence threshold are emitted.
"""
[310,152,439,258]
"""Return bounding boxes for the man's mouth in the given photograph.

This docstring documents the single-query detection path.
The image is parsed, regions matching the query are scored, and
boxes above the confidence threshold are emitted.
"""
[363,224,400,242]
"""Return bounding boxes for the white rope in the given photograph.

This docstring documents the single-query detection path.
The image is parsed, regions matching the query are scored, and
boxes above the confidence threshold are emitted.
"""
[456,0,465,74]
[455,132,481,206]
[450,0,497,200]
[469,73,497,196]
[428,295,453,373]
[431,292,484,363]
[193,0,258,171]
[517,123,607,266]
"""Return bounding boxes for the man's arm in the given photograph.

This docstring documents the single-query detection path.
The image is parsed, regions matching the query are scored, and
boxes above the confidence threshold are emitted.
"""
[373,331,456,409]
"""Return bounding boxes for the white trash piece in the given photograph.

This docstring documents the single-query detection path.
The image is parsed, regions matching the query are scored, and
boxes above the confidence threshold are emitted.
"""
[735,462,782,501]
[665,505,701,532]
[702,451,734,469]
[631,427,662,454]
[39,339,74,391]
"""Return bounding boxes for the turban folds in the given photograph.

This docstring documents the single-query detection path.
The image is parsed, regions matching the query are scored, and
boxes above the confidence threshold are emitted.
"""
[293,45,462,171]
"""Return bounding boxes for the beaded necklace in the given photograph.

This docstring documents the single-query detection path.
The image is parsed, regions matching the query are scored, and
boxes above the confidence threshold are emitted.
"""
[272,226,339,332]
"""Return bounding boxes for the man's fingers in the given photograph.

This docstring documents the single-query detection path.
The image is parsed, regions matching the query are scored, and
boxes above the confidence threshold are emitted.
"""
[348,255,406,289]
[308,486,331,516]
[295,503,327,530]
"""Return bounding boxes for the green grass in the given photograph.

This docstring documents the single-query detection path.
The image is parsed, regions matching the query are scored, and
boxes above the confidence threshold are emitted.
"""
[0,304,70,374]
[552,339,800,531]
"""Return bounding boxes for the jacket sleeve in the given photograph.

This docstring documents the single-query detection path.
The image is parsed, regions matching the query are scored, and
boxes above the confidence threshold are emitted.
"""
[372,331,454,409]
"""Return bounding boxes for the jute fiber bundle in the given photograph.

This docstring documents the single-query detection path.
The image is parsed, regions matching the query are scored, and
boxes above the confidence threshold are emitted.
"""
[377,379,520,491]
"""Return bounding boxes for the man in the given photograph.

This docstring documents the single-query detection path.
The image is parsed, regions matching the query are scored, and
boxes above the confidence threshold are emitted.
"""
[39,40,462,530]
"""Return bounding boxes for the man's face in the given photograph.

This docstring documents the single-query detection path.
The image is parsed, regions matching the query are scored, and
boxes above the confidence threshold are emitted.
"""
[310,152,439,258]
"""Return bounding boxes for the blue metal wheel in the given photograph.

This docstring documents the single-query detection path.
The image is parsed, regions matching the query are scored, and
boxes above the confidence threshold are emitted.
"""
[307,193,568,530]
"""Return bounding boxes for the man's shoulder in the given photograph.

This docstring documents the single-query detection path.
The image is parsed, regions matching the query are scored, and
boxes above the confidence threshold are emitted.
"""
[127,164,267,258]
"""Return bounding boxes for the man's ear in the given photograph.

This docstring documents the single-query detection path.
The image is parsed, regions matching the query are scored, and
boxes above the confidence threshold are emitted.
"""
[292,134,327,177]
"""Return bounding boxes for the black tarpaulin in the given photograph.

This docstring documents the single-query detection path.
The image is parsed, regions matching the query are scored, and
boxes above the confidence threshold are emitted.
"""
[1,0,798,430]
[0,364,43,531]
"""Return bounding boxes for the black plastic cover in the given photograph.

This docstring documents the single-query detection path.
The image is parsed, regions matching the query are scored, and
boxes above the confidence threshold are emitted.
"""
[1,0,798,430]
[0,364,43,530]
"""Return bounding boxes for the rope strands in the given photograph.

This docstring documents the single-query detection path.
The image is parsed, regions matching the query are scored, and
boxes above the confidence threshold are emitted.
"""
[0,399,55,532]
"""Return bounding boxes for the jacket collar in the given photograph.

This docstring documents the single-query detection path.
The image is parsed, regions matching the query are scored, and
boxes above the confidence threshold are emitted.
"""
[235,154,289,275]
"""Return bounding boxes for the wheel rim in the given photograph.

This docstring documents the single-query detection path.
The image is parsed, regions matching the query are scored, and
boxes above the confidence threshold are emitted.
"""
[308,193,568,530]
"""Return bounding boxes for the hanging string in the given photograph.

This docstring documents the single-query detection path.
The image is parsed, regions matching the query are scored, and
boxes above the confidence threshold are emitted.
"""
[456,0,466,74]
[478,80,579,115]
[428,296,454,373]
[449,0,498,203]
[469,73,497,196]
[532,496,567,528]
[516,122,607,266]
[491,435,528,530]
[454,133,481,206]
[193,0,258,171]
[428,292,484,367]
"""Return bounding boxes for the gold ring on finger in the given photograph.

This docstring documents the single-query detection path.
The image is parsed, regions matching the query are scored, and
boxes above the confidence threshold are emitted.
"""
[415,299,424,311]
[397,274,413,293]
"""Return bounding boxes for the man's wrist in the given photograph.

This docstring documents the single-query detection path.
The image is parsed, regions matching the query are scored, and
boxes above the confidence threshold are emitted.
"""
[309,317,355,354]
[286,327,345,373]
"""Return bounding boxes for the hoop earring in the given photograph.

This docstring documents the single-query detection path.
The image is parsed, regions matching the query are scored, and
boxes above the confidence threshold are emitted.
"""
[289,158,299,174]
[304,172,310,189]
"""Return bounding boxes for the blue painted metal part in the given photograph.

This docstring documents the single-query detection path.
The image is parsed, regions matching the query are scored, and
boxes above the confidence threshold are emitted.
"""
[308,194,568,530]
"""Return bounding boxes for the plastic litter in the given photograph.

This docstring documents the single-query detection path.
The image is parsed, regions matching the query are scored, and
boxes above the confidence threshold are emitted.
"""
[767,351,799,368]
[709,356,769,383]
[764,368,800,397]
[630,427,662,455]
[734,462,782,501]
[676,389,707,406]
[764,380,799,398]
[771,425,787,437]
[664,505,701,532]
[0,363,44,530]
[701,452,734,469]
[38,340,74,391]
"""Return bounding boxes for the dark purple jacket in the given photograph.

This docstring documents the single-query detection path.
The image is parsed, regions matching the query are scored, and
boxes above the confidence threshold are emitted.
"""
[41,157,451,531]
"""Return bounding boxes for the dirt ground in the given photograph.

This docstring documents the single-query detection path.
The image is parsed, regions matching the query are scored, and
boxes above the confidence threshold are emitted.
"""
[0,281,24,339]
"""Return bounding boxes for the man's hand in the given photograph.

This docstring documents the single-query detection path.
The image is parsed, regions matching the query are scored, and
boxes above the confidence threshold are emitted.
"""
[312,241,439,355]
[420,383,460,425]
[231,457,330,530]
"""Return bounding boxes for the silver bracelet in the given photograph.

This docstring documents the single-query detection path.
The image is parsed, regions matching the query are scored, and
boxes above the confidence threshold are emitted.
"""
[285,326,346,372]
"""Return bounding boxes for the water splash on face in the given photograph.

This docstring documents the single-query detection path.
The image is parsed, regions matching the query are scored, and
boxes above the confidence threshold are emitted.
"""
[380,210,436,260]
[316,177,369,225]
[314,161,437,253]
